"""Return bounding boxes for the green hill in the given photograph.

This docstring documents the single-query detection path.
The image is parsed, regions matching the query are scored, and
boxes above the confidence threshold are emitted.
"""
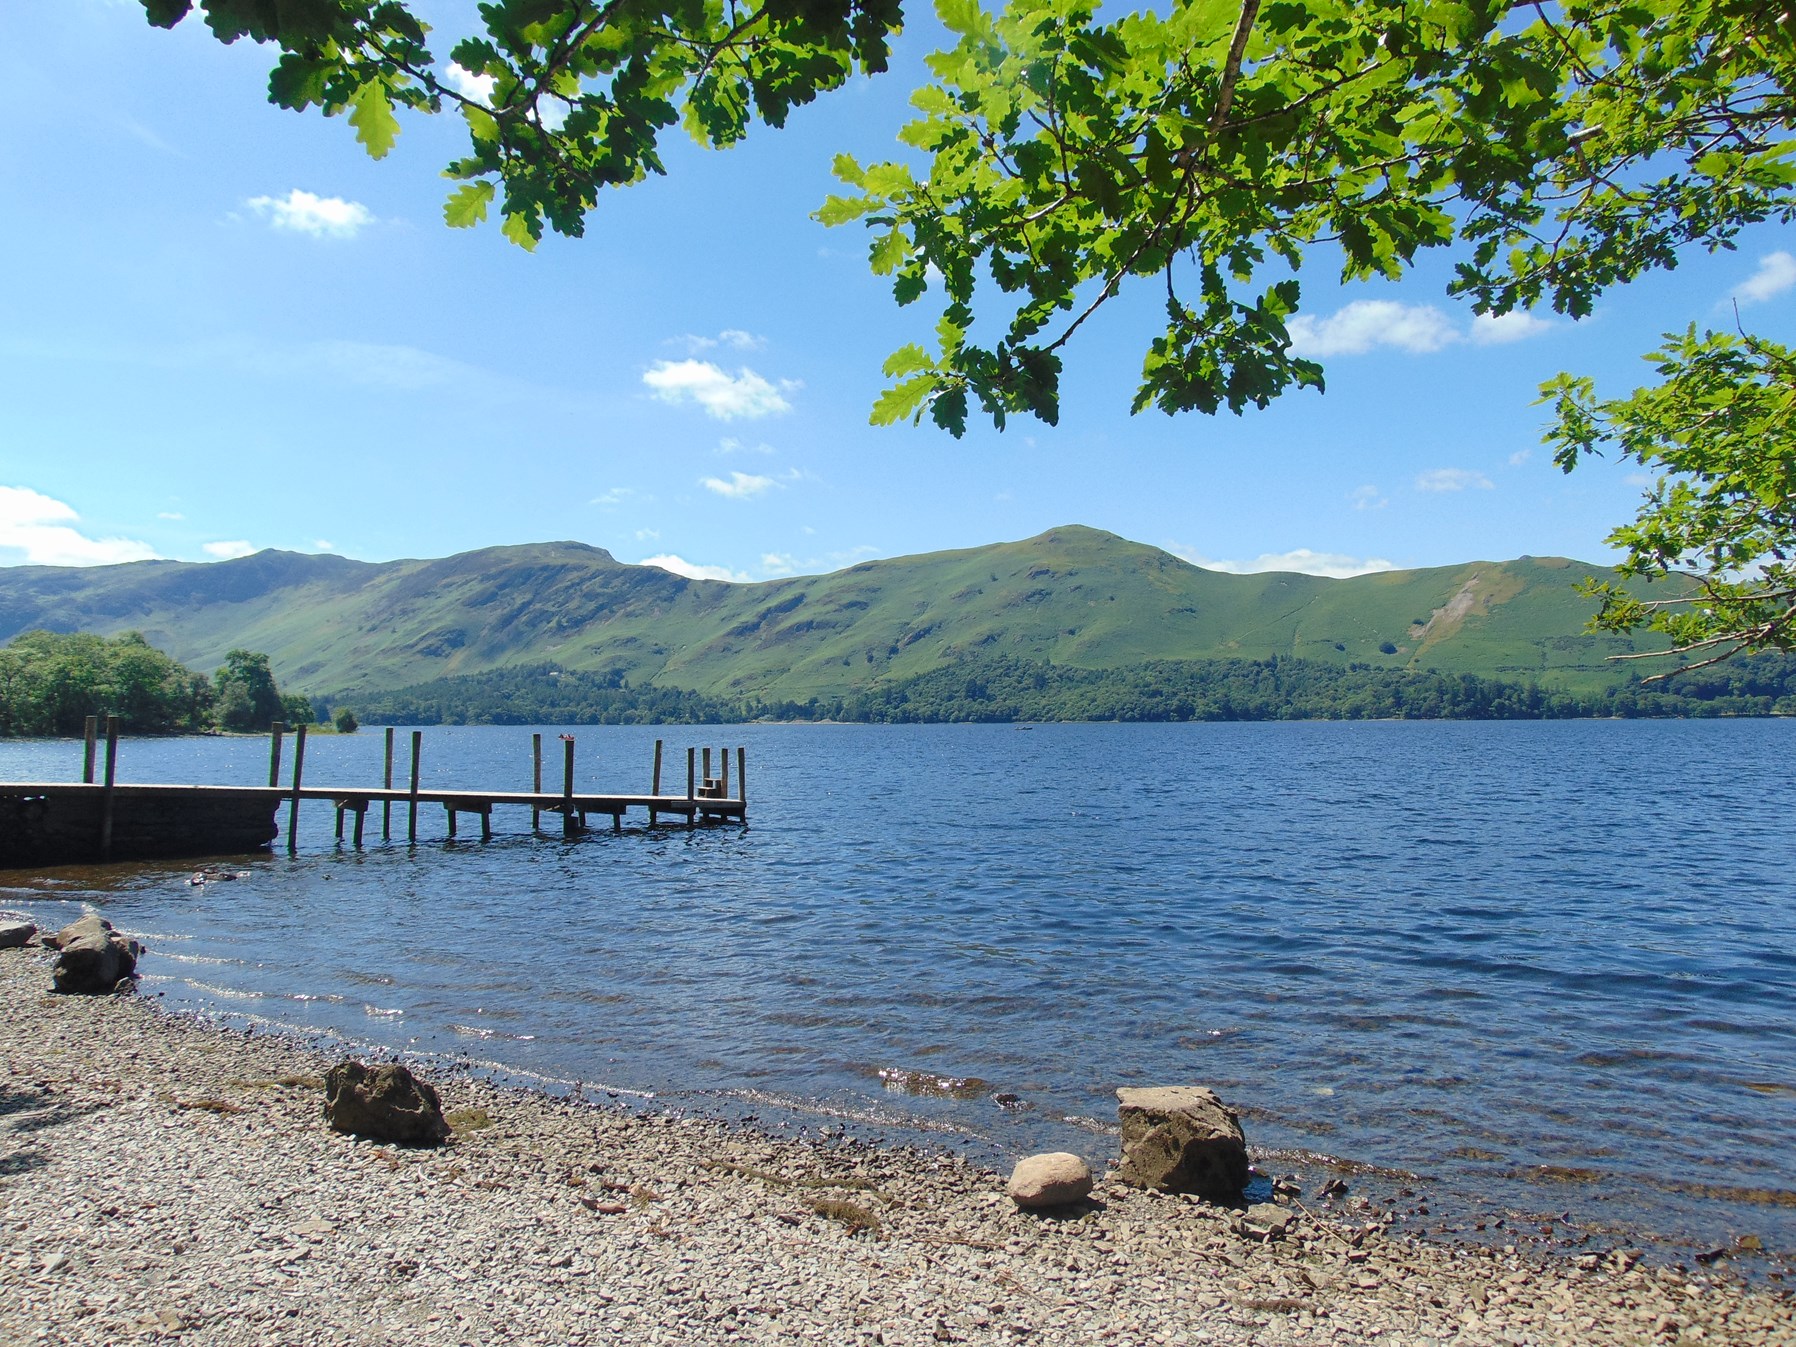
[0,526,1681,700]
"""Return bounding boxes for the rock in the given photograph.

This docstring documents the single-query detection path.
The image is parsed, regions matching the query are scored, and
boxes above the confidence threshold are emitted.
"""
[1242,1202,1294,1237]
[323,1060,451,1146]
[0,921,36,950]
[1007,1152,1093,1208]
[1112,1085,1249,1203]
[48,916,141,994]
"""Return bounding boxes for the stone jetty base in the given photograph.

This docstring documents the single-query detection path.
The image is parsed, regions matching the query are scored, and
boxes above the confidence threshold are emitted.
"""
[0,948,1790,1346]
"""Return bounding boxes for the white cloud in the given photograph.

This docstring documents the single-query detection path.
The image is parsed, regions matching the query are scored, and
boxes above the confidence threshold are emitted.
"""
[642,360,795,419]
[700,471,775,499]
[157,510,185,520]
[1415,468,1495,493]
[1348,484,1387,511]
[1508,447,1534,467]
[634,528,660,541]
[1471,310,1555,344]
[202,540,256,560]
[718,436,775,455]
[1288,301,1458,356]
[313,539,335,551]
[589,487,636,507]
[718,329,764,351]
[246,189,374,238]
[638,553,753,583]
[0,485,158,567]
[761,552,799,576]
[1166,541,1398,579]
[1626,471,1659,488]
[444,62,496,106]
[1731,251,1796,306]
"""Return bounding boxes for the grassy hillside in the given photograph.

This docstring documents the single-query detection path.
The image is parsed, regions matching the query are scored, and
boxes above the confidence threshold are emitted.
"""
[0,526,1683,699]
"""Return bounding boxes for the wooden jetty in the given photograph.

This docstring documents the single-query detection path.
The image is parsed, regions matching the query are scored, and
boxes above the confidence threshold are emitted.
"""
[0,718,747,869]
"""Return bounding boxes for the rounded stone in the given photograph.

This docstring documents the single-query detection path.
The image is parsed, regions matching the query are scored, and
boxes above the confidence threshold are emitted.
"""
[1006,1152,1093,1208]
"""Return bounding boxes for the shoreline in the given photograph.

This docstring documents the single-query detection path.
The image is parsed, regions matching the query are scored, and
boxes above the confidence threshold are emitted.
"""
[3,948,1790,1346]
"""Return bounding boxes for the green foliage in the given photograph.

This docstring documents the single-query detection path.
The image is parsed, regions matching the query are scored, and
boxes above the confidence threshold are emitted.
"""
[213,649,287,732]
[1541,328,1796,677]
[0,631,213,736]
[340,652,1796,725]
[334,706,360,733]
[282,692,317,726]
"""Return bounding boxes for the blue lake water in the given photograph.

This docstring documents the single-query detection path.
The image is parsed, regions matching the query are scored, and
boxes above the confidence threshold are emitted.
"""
[3,720,1793,1265]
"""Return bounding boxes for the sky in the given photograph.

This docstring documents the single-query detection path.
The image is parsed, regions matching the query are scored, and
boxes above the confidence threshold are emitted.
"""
[2,1,1792,586]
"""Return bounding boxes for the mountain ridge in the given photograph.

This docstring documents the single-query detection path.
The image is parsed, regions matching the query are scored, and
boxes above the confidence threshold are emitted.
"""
[0,525,1675,698]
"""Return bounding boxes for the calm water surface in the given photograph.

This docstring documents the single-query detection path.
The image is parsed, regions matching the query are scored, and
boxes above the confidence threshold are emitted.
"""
[4,720,1792,1264]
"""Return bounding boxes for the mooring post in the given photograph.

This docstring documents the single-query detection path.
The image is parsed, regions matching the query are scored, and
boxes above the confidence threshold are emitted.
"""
[702,746,712,788]
[562,736,576,838]
[382,727,395,841]
[82,715,98,784]
[737,746,746,810]
[686,746,696,829]
[352,800,366,848]
[650,739,663,826]
[531,732,543,831]
[287,724,307,854]
[99,714,120,860]
[408,730,422,843]
[719,745,729,796]
[335,802,346,843]
[268,720,286,788]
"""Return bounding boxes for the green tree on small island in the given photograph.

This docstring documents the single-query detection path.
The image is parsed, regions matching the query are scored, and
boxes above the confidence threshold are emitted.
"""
[137,0,1795,674]
[333,706,360,733]
[212,648,287,732]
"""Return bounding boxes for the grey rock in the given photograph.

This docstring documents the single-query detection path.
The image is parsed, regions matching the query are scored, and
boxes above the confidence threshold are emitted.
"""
[0,921,36,950]
[1112,1085,1249,1203]
[49,916,141,994]
[1007,1152,1093,1208]
[1242,1202,1294,1236]
[323,1060,450,1146]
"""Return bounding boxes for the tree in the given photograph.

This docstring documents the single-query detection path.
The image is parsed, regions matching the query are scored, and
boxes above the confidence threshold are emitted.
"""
[138,1,1796,662]
[1543,327,1796,676]
[0,631,213,736]
[334,706,360,732]
[213,649,286,731]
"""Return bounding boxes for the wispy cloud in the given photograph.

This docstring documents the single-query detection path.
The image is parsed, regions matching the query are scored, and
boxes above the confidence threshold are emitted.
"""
[589,487,637,508]
[1470,310,1555,345]
[718,436,775,455]
[1415,468,1495,493]
[634,528,660,542]
[443,62,496,106]
[678,330,767,355]
[1508,447,1534,467]
[246,189,374,238]
[1730,251,1796,307]
[761,552,799,576]
[0,485,158,567]
[1288,301,1458,356]
[157,510,185,520]
[700,471,775,500]
[203,540,256,560]
[1348,484,1387,511]
[1290,300,1553,357]
[638,553,754,583]
[642,360,796,419]
[1166,541,1397,579]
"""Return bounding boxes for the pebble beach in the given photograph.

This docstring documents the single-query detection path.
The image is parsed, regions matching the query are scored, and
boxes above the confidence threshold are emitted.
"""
[2,945,1791,1347]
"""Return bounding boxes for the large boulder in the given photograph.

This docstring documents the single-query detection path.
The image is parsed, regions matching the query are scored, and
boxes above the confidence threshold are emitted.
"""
[1113,1085,1250,1203]
[323,1060,450,1146]
[0,921,36,950]
[1007,1152,1094,1209]
[47,916,141,994]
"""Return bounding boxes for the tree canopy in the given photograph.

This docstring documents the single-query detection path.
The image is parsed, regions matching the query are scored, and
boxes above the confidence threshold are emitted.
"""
[137,0,1796,670]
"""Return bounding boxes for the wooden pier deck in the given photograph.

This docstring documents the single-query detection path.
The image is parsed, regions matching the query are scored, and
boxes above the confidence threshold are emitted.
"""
[0,720,747,868]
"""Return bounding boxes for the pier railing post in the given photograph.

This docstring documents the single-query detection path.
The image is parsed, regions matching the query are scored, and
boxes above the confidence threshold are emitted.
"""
[99,715,120,860]
[408,730,422,843]
[268,721,286,788]
[686,747,696,829]
[287,723,307,854]
[719,745,729,797]
[562,736,576,838]
[532,732,543,831]
[82,716,98,784]
[650,739,663,826]
[382,727,394,841]
[737,746,747,811]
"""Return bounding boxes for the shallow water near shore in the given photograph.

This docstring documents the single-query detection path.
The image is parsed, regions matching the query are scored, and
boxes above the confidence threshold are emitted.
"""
[4,720,1794,1267]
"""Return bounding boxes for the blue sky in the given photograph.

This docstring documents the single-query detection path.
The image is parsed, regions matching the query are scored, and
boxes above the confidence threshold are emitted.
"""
[2,1,1792,585]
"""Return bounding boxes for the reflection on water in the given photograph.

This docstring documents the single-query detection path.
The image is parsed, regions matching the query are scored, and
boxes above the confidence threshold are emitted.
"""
[3,719,1794,1260]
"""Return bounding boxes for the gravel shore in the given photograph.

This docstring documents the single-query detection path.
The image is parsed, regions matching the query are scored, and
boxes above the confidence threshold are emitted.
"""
[3,945,1790,1346]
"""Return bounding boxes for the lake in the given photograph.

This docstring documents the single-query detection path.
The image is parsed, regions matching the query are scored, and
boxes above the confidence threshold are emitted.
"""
[3,719,1793,1267]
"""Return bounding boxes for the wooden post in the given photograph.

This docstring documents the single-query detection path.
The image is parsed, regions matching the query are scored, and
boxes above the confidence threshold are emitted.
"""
[408,730,422,843]
[286,724,307,854]
[82,716,98,784]
[481,805,492,842]
[99,715,120,860]
[446,805,458,839]
[268,720,286,788]
[737,746,747,808]
[335,802,346,842]
[650,739,663,826]
[352,801,366,848]
[531,732,543,831]
[562,736,576,838]
[719,745,729,796]
[686,746,696,829]
[382,727,395,841]
[702,746,712,787]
